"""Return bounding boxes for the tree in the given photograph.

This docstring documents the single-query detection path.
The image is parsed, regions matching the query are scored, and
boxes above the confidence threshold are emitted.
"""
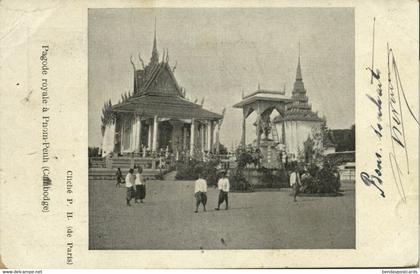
[212,142,228,155]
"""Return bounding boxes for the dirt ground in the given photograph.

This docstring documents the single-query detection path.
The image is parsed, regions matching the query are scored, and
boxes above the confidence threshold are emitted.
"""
[89,179,355,250]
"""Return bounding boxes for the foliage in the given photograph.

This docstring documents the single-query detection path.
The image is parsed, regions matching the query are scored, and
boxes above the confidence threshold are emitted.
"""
[326,124,355,152]
[325,151,355,166]
[299,160,341,194]
[297,123,326,165]
[258,167,288,188]
[175,158,220,185]
[228,168,252,191]
[88,147,101,157]
[235,146,262,169]
[100,100,114,136]
[215,143,228,155]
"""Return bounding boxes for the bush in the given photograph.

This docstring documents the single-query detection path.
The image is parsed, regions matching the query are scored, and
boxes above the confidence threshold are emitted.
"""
[258,167,288,188]
[300,160,341,194]
[235,147,262,168]
[229,168,252,191]
[175,159,220,185]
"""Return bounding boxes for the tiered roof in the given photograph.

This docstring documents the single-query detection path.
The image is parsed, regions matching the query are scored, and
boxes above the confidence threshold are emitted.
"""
[273,53,323,123]
[233,88,291,108]
[111,24,222,121]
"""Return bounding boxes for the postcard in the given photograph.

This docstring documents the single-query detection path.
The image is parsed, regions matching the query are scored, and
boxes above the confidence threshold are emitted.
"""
[0,0,418,269]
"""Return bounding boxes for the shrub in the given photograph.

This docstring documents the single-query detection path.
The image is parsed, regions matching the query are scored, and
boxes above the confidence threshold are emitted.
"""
[175,159,220,185]
[300,160,341,194]
[258,167,287,188]
[229,168,252,191]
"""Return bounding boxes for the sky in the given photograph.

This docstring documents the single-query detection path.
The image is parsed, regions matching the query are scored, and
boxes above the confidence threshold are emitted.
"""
[88,8,354,148]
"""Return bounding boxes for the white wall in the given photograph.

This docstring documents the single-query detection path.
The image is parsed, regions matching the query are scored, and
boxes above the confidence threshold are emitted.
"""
[274,120,322,159]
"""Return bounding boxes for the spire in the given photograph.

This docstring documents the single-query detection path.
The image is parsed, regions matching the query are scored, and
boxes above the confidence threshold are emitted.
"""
[296,41,302,80]
[292,41,307,101]
[150,17,159,65]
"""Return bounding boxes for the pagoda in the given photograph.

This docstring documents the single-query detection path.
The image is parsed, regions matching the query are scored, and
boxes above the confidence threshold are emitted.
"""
[233,43,325,163]
[101,22,223,158]
[272,46,324,159]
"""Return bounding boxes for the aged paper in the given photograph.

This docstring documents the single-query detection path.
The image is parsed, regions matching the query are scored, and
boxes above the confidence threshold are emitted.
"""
[0,0,418,269]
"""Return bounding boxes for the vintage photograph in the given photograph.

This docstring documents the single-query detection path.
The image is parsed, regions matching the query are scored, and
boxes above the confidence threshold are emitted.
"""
[88,8,355,250]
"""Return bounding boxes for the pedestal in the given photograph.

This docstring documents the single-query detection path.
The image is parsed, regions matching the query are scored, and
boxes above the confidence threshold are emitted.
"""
[259,139,281,169]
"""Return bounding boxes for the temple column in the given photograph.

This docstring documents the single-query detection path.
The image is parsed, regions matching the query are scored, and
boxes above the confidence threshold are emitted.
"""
[256,116,261,147]
[215,121,220,154]
[190,118,195,157]
[135,115,142,153]
[148,122,153,150]
[130,118,135,152]
[131,116,137,152]
[120,118,125,153]
[281,121,286,145]
[152,115,158,152]
[201,124,205,153]
[207,121,213,152]
[182,125,187,150]
[113,116,120,154]
[241,114,246,147]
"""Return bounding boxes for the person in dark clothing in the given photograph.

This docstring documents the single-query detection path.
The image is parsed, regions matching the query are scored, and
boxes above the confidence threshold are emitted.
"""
[115,167,124,188]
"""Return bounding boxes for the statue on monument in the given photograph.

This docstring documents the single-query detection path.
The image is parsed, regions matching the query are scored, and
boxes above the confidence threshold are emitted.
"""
[259,111,272,140]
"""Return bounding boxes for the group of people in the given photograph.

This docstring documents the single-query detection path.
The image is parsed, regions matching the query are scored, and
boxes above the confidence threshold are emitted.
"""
[193,171,230,213]
[116,167,230,211]
[116,167,146,206]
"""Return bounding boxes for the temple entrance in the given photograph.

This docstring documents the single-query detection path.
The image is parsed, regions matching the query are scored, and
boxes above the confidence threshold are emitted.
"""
[158,120,174,151]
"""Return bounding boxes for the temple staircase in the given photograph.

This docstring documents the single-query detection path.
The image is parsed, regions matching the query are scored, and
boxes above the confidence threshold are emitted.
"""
[89,155,174,181]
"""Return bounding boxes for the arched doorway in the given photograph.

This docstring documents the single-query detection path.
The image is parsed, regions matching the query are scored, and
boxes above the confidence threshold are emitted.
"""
[158,120,173,151]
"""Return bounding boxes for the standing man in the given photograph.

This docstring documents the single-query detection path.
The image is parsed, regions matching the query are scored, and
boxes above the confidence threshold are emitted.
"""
[290,167,301,202]
[134,166,146,203]
[194,172,208,213]
[215,171,230,210]
[125,168,135,206]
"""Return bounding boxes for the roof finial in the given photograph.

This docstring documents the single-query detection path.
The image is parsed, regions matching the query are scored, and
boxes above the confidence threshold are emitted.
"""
[258,82,261,90]
[150,17,159,64]
[296,41,302,80]
[138,53,145,69]
[130,55,136,70]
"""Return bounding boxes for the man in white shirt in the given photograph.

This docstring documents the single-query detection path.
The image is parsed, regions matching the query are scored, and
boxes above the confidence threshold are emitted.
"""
[125,168,135,206]
[134,166,146,204]
[194,173,208,213]
[289,167,301,202]
[215,171,230,210]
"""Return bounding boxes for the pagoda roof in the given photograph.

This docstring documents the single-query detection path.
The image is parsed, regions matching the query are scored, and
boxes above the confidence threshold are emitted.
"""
[137,61,183,97]
[273,106,323,123]
[112,94,222,121]
[233,89,292,108]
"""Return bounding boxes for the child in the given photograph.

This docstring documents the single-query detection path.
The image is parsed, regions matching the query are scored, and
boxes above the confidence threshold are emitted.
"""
[115,168,124,188]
